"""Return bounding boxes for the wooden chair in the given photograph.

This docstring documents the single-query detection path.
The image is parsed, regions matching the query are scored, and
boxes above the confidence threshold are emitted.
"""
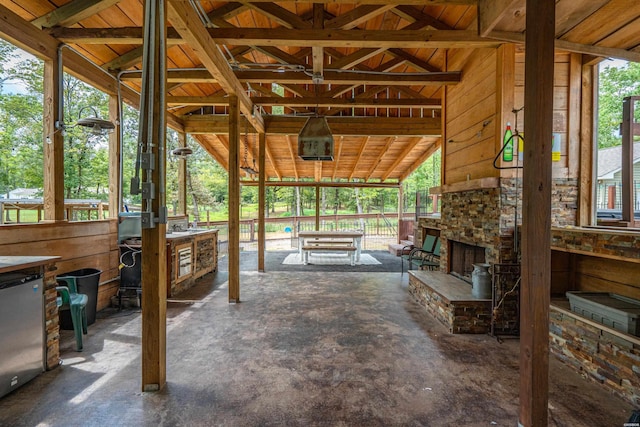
[401,234,438,274]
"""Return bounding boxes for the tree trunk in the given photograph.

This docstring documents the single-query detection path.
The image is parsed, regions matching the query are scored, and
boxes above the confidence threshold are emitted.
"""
[296,186,303,216]
[187,170,199,221]
[354,188,365,230]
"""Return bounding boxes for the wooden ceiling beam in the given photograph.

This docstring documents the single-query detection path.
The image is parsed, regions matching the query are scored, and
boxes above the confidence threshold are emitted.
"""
[206,28,498,49]
[185,115,440,137]
[350,136,371,181]
[387,48,441,72]
[280,84,315,98]
[194,135,230,170]
[322,85,392,116]
[202,0,474,4]
[486,30,640,63]
[326,4,396,30]
[365,136,396,182]
[477,0,521,37]
[121,69,461,85]
[393,5,455,31]
[241,180,400,188]
[53,27,499,49]
[253,46,307,66]
[285,135,300,180]
[330,48,387,70]
[264,137,282,180]
[255,96,441,108]
[0,5,188,131]
[234,70,461,85]
[399,141,440,181]
[312,3,324,79]
[241,2,313,29]
[167,0,263,133]
[381,137,423,181]
[32,0,121,29]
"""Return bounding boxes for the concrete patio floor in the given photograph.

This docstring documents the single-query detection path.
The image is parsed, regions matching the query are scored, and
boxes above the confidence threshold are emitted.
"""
[0,251,634,426]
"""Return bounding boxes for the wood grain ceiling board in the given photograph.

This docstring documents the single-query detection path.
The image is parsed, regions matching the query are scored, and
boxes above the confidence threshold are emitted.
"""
[596,16,640,51]
[560,1,640,46]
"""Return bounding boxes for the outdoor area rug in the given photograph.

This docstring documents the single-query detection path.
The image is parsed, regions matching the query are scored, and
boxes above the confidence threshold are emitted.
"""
[282,252,381,266]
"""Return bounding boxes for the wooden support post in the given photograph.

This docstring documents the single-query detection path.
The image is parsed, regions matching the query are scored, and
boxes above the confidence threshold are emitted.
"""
[108,94,121,218]
[228,96,240,303]
[397,183,403,244]
[43,57,65,222]
[620,97,636,224]
[141,0,167,392]
[177,131,188,216]
[578,63,595,226]
[258,132,266,272]
[315,185,320,230]
[519,0,554,426]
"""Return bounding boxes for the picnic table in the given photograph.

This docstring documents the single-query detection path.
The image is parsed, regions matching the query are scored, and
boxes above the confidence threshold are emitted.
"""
[298,230,364,263]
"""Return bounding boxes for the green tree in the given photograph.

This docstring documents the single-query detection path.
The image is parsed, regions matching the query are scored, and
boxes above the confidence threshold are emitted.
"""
[597,61,640,148]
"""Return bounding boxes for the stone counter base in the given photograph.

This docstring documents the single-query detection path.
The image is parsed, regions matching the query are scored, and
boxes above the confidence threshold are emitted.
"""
[550,301,640,406]
[408,270,492,334]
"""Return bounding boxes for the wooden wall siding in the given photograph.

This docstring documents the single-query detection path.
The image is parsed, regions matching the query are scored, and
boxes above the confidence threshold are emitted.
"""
[445,48,499,184]
[0,220,119,310]
[551,227,640,301]
[574,255,640,300]
[444,48,576,186]
[515,51,574,178]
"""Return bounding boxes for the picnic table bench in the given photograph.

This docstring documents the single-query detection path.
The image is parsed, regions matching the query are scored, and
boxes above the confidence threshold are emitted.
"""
[298,231,363,265]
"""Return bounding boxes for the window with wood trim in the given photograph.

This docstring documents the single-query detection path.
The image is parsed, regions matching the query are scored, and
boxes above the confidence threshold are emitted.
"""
[594,61,640,228]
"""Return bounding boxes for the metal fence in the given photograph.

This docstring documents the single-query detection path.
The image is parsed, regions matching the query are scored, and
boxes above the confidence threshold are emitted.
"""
[204,212,407,255]
[414,190,440,219]
[595,181,640,210]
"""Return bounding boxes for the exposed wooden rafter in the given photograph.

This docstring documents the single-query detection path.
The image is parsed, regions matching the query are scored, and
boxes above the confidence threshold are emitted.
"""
[32,0,121,29]
[51,27,499,49]
[166,0,263,133]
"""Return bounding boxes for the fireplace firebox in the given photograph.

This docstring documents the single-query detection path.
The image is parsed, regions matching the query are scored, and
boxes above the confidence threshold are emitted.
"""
[449,241,486,283]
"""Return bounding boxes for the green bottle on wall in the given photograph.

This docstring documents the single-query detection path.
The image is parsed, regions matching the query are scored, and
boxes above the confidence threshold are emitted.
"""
[502,122,513,162]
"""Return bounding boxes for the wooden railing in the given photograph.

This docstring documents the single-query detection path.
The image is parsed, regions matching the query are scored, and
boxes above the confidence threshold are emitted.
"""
[0,199,109,224]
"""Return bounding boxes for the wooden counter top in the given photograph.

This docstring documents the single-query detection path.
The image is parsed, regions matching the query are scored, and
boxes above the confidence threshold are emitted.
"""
[166,229,218,240]
[0,256,60,274]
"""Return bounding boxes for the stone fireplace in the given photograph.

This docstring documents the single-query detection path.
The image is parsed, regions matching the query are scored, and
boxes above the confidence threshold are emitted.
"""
[449,241,486,283]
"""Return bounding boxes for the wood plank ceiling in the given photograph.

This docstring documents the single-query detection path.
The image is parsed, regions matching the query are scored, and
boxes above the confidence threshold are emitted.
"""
[1,0,640,183]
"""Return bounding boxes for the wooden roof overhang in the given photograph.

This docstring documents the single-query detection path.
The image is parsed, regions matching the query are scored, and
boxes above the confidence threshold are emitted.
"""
[2,1,639,184]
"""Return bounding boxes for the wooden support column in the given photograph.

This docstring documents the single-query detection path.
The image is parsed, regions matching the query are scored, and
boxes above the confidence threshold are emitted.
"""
[141,0,167,392]
[108,94,121,218]
[397,183,403,244]
[578,63,595,226]
[315,184,320,230]
[177,131,188,216]
[43,57,65,222]
[519,0,555,425]
[620,97,636,224]
[258,132,266,272]
[228,96,240,302]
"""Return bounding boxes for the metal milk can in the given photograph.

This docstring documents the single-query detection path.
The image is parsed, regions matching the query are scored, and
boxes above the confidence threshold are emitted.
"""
[471,263,492,299]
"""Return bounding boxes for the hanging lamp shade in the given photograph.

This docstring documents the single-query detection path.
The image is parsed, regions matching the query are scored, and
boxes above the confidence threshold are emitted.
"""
[298,116,334,161]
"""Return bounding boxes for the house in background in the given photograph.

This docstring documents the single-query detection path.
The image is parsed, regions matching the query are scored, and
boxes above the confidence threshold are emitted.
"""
[596,142,640,213]
[4,188,39,200]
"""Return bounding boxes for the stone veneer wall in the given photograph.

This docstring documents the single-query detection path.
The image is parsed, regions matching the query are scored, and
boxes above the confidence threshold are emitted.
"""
[551,227,640,261]
[550,305,640,405]
[44,262,60,370]
[439,187,514,267]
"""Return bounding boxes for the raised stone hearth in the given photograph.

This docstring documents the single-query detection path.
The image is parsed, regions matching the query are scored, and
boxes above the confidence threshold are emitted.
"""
[408,270,492,334]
